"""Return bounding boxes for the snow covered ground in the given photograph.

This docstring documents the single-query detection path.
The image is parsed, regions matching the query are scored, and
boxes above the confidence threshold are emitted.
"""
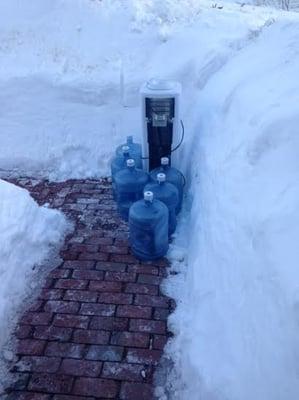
[1,0,299,399]
[0,179,68,379]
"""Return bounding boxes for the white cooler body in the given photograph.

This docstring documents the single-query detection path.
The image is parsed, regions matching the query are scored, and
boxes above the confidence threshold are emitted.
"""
[140,79,182,171]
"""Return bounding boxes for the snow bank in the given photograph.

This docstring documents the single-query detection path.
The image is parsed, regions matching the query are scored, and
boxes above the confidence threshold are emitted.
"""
[0,180,67,355]
[0,0,276,181]
[163,18,299,400]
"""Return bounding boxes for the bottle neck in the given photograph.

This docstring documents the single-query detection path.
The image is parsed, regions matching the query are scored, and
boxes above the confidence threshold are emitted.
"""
[144,199,152,207]
[127,136,133,145]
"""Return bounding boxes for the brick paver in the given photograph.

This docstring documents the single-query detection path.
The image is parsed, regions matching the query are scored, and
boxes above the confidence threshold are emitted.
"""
[4,178,174,400]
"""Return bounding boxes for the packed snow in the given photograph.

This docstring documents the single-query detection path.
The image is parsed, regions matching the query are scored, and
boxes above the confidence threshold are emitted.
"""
[0,180,68,363]
[162,16,299,400]
[1,0,299,399]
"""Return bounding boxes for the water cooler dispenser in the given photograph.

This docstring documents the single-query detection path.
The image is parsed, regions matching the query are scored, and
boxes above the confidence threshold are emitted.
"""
[140,79,182,171]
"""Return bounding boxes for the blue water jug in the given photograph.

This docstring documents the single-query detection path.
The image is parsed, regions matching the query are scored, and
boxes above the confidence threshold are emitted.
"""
[144,172,179,236]
[116,135,142,169]
[115,159,149,221]
[150,157,184,213]
[129,191,169,261]
[111,145,130,199]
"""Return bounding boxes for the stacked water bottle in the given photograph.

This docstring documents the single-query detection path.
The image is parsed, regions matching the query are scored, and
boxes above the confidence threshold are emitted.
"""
[111,136,184,261]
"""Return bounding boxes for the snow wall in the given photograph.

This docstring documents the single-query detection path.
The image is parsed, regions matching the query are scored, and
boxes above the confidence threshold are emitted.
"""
[163,18,299,400]
[0,180,68,372]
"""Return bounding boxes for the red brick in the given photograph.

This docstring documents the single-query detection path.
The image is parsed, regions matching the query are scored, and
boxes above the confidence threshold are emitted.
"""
[114,239,128,247]
[73,377,118,398]
[126,348,162,365]
[153,335,168,350]
[70,244,99,253]
[143,259,168,268]
[96,261,127,272]
[98,292,133,305]
[79,303,115,317]
[100,245,128,254]
[21,312,53,326]
[63,260,95,270]
[15,356,61,373]
[53,314,89,329]
[101,362,149,382]
[33,326,72,341]
[120,382,153,400]
[28,373,73,394]
[78,252,109,262]
[137,274,163,285]
[28,301,43,312]
[55,279,88,290]
[105,271,136,283]
[17,340,46,356]
[110,332,149,348]
[52,396,93,400]
[44,300,79,314]
[90,316,128,331]
[60,250,79,261]
[125,283,158,296]
[38,289,64,300]
[116,305,152,319]
[45,342,85,359]
[127,264,158,275]
[64,290,97,303]
[154,308,170,321]
[73,329,110,345]
[43,278,55,289]
[72,269,104,281]
[85,237,112,245]
[110,254,137,264]
[86,345,124,362]
[129,319,166,334]
[134,294,169,308]
[89,280,122,292]
[6,393,50,400]
[15,324,32,339]
[48,269,71,279]
[60,358,102,377]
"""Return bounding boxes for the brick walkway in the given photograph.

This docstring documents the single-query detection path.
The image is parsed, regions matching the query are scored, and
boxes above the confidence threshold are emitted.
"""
[4,178,174,400]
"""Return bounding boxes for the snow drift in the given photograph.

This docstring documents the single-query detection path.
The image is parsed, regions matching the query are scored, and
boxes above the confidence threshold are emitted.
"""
[0,180,67,356]
[163,18,299,400]
[0,0,277,181]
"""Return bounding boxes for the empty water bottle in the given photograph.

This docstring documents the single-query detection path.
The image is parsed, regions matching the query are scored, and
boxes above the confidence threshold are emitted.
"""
[111,145,130,199]
[129,191,169,260]
[114,159,149,221]
[150,157,184,213]
[116,135,142,169]
[144,172,179,236]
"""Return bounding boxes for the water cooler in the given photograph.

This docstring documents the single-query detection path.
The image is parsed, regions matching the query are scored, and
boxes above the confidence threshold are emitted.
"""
[140,79,182,171]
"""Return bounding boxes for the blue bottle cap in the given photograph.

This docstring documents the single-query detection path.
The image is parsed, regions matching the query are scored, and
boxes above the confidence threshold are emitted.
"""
[161,157,169,166]
[122,145,130,154]
[157,173,166,183]
[144,191,154,202]
[126,159,135,167]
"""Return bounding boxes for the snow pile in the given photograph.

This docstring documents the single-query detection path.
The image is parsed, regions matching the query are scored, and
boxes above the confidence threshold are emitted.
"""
[0,180,68,354]
[163,18,299,400]
[0,0,277,181]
